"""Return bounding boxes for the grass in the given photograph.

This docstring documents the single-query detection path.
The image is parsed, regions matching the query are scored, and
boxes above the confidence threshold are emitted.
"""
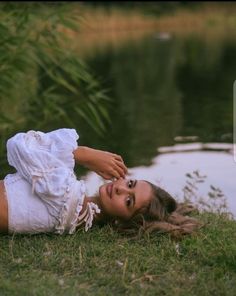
[0,212,236,295]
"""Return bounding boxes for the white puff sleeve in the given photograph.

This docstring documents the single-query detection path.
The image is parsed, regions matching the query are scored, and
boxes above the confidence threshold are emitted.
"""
[6,128,79,199]
[6,128,101,235]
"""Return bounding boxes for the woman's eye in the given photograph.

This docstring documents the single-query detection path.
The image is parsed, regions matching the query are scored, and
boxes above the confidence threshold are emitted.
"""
[126,196,132,207]
[128,180,134,188]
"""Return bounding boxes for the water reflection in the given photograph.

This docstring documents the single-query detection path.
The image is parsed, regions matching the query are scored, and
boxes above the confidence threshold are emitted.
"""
[80,30,235,215]
[80,31,234,167]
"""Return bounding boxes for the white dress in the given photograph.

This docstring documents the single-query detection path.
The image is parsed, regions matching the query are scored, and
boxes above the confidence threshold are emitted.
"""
[4,128,100,234]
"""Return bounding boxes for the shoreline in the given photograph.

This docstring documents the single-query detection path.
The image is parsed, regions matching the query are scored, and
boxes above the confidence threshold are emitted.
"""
[59,3,236,55]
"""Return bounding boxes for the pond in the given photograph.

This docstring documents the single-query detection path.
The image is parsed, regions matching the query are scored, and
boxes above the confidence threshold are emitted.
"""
[0,28,235,216]
[77,29,236,216]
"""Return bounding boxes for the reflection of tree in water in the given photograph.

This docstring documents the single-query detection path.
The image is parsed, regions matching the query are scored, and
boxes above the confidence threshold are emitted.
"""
[83,33,235,169]
[83,35,183,167]
[176,34,234,142]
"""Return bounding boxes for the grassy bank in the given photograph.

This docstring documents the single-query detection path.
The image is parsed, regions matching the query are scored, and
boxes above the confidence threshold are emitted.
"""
[64,2,236,34]
[0,212,236,295]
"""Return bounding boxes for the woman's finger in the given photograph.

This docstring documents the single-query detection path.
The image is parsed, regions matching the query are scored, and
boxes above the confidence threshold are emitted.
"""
[99,171,112,180]
[115,159,128,174]
[112,163,126,178]
[113,154,124,163]
[109,168,121,179]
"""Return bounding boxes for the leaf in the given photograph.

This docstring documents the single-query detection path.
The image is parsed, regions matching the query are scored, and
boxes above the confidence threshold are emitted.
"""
[75,107,103,137]
[208,192,215,199]
[186,173,193,178]
[97,104,111,123]
[87,102,105,131]
[210,185,217,191]
[59,17,80,32]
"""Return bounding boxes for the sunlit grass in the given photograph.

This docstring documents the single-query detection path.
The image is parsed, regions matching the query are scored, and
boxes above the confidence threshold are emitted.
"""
[0,211,236,295]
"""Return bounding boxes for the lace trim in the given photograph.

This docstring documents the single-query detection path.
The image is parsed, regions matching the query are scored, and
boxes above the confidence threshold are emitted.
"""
[72,207,88,229]
[54,180,86,235]
[67,181,86,234]
[68,202,101,233]
[84,202,101,232]
[30,172,101,235]
[54,202,69,234]
[54,180,101,234]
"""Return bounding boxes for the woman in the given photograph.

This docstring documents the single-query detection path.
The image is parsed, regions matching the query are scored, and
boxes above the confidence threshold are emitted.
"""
[0,128,200,237]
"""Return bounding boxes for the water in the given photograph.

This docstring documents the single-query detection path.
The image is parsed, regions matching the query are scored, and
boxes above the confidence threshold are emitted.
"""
[1,29,235,215]
[78,30,235,216]
[85,144,236,217]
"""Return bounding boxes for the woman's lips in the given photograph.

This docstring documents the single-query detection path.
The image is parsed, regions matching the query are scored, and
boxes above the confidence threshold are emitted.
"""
[106,183,113,198]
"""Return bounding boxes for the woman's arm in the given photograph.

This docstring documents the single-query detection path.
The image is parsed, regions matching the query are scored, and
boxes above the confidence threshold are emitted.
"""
[73,146,128,180]
[6,127,127,182]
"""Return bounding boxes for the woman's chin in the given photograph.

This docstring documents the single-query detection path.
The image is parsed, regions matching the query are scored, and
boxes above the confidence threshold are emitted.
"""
[98,184,105,200]
[98,184,111,216]
[98,184,107,207]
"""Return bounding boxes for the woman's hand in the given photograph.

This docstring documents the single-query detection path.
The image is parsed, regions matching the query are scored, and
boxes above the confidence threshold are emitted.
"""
[73,146,128,180]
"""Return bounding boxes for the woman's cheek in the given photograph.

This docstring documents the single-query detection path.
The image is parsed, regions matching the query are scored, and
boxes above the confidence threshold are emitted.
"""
[115,201,127,217]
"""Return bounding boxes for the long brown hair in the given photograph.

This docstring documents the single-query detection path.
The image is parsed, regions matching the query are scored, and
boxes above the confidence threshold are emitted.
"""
[112,181,203,239]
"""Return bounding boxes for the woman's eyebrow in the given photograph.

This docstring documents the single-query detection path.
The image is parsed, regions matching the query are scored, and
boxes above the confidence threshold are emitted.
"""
[133,180,137,206]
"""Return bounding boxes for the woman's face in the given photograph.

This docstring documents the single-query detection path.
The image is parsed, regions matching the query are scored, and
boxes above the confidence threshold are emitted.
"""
[98,178,153,220]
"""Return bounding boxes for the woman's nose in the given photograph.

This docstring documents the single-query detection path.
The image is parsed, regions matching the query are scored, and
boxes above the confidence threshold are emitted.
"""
[115,185,130,195]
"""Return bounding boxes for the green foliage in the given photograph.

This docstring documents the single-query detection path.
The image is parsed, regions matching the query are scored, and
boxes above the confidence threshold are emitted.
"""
[0,2,110,136]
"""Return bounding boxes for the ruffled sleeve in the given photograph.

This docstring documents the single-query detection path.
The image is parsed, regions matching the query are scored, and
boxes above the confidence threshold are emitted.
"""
[6,128,79,200]
[6,128,100,235]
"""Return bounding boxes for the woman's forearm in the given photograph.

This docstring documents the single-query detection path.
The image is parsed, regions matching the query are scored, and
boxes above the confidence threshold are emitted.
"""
[73,146,92,167]
[72,146,128,180]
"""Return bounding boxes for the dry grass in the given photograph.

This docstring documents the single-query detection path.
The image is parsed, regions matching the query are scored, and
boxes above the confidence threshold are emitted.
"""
[66,2,236,33]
